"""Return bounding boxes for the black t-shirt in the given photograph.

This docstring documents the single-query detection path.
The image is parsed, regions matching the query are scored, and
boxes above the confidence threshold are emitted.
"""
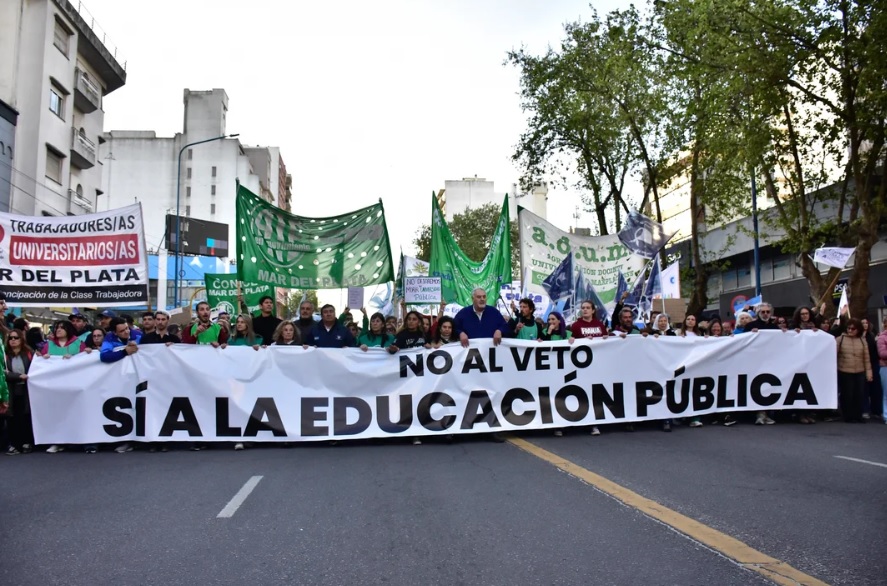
[140,332,181,344]
[394,330,427,349]
[747,318,779,330]
[253,314,282,344]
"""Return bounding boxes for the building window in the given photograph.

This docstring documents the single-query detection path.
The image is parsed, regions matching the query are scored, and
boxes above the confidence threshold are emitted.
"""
[53,19,71,56]
[75,184,83,197]
[706,274,721,299]
[49,86,64,119]
[773,256,792,281]
[186,167,192,179]
[211,185,216,195]
[45,147,63,184]
[736,266,752,288]
[211,166,217,178]
[722,269,737,291]
[186,186,191,198]
[187,149,193,160]
[211,203,216,215]
[185,205,191,217]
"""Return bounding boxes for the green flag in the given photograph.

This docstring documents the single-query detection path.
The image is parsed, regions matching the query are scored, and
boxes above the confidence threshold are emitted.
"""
[204,273,273,317]
[236,184,395,288]
[429,195,511,307]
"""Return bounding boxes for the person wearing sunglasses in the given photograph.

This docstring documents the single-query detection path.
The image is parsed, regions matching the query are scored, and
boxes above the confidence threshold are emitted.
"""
[4,329,34,455]
[747,303,780,332]
[837,318,872,422]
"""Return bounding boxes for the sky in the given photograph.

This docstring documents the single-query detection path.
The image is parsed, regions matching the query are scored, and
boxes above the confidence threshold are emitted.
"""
[84,0,625,258]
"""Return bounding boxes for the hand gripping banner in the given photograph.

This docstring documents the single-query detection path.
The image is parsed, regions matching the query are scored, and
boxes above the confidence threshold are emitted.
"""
[28,331,837,444]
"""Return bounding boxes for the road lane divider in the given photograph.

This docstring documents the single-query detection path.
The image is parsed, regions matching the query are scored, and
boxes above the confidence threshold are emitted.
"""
[217,475,264,519]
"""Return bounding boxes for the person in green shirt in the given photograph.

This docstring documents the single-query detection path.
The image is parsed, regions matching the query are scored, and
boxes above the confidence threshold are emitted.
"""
[358,311,393,350]
[539,311,574,342]
[508,298,545,341]
[224,313,263,349]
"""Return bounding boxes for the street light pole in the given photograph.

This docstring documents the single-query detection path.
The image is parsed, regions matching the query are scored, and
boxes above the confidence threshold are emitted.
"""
[172,133,239,308]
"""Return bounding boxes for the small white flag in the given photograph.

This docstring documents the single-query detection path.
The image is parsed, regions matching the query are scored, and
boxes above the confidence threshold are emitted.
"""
[838,287,850,318]
[660,262,681,299]
[813,247,855,269]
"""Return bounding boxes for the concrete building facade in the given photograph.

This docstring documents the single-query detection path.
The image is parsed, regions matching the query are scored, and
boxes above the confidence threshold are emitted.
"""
[101,88,291,308]
[0,0,126,216]
[437,177,548,222]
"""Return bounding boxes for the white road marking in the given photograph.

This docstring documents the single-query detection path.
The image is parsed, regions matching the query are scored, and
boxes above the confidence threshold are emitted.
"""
[217,475,264,518]
[834,456,887,469]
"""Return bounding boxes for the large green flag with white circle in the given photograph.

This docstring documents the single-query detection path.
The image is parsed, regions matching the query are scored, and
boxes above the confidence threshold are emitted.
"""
[236,184,394,289]
[429,194,511,306]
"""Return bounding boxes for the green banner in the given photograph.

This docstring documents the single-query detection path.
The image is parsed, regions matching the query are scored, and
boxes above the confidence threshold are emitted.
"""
[204,273,273,317]
[236,184,395,288]
[429,195,511,306]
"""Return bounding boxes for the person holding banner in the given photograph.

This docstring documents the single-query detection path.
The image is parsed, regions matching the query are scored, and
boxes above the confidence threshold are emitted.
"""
[508,298,545,341]
[304,305,357,348]
[613,308,642,337]
[252,296,281,345]
[40,321,91,358]
[649,314,676,336]
[182,302,229,346]
[388,311,430,354]
[271,321,301,346]
[69,314,92,343]
[790,306,820,331]
[539,312,573,342]
[224,314,263,349]
[679,315,702,337]
[454,288,509,348]
[431,316,456,347]
[358,311,392,350]
[570,300,608,340]
[294,301,317,341]
[140,312,181,345]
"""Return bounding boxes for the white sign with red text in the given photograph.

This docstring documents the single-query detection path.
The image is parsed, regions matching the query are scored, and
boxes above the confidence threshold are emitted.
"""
[0,203,148,306]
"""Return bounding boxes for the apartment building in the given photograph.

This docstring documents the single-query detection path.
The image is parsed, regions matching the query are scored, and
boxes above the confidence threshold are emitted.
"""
[0,0,126,215]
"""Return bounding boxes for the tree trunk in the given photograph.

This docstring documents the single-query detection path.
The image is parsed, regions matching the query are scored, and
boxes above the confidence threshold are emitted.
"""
[686,145,707,316]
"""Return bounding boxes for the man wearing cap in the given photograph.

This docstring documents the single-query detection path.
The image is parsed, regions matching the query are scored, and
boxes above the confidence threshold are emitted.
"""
[69,313,92,343]
[98,310,116,332]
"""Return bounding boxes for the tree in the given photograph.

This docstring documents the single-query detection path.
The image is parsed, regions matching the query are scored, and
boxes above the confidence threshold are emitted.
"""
[656,0,887,317]
[413,203,520,278]
[507,14,636,235]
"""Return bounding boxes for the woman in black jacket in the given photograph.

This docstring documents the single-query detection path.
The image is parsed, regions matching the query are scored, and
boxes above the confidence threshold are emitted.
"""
[5,329,34,455]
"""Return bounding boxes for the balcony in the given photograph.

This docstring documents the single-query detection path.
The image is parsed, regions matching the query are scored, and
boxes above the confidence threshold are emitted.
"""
[73,68,101,113]
[67,189,94,213]
[70,128,96,169]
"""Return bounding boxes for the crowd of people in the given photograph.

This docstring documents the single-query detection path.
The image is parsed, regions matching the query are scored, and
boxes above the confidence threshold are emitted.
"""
[1,288,883,455]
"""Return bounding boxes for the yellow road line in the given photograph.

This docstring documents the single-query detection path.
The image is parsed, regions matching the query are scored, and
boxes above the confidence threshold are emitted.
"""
[508,437,829,586]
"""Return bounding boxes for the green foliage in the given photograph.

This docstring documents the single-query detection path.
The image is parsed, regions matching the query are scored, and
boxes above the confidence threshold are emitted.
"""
[510,0,887,314]
[413,203,520,277]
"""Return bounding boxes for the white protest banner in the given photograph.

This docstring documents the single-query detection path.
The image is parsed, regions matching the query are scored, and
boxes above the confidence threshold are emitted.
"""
[813,247,855,269]
[0,204,148,306]
[347,286,364,309]
[405,277,441,304]
[29,331,836,444]
[519,209,645,305]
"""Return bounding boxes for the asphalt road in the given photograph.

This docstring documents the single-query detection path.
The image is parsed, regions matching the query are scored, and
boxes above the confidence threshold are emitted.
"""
[2,421,884,586]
